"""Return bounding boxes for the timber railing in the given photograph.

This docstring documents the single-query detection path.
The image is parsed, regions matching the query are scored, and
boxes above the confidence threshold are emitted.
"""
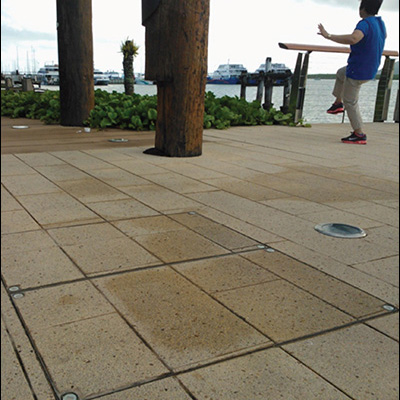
[278,43,399,123]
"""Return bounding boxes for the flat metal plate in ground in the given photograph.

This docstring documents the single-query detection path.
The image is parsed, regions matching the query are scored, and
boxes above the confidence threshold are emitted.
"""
[108,138,129,143]
[315,223,367,239]
[12,125,29,129]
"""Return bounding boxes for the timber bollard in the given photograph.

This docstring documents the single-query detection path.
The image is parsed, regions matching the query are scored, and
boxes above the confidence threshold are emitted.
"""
[240,71,248,99]
[142,0,210,157]
[56,0,94,126]
[256,71,265,103]
[374,57,396,122]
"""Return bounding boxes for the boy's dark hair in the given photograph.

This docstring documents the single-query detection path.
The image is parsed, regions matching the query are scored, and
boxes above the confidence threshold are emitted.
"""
[360,0,383,15]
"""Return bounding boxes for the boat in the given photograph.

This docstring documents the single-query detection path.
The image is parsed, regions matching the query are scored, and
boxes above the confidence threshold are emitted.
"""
[256,63,291,75]
[37,64,59,85]
[94,69,110,86]
[207,64,248,84]
[250,62,292,86]
[105,70,122,82]
[134,73,154,85]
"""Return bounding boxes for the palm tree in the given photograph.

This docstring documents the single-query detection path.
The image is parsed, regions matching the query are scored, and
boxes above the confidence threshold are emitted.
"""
[120,39,139,95]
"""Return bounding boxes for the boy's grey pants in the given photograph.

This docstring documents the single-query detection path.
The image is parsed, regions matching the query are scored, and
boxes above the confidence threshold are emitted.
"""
[333,66,369,132]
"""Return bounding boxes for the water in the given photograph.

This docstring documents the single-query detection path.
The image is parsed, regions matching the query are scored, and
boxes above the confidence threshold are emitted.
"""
[43,79,399,124]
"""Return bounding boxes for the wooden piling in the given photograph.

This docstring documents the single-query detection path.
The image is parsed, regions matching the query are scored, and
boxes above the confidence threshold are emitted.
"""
[256,71,265,103]
[264,76,274,110]
[288,53,303,118]
[295,52,310,123]
[374,57,396,122]
[56,0,94,126]
[143,0,210,157]
[240,71,248,99]
[281,79,291,114]
[394,89,400,123]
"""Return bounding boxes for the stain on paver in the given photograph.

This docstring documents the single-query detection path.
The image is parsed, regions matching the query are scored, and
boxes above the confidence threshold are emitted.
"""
[94,267,270,371]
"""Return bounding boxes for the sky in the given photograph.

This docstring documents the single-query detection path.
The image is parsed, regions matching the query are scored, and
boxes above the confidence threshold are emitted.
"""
[1,0,399,75]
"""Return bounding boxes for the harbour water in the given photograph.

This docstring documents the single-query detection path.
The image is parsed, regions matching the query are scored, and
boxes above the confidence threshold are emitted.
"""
[43,79,399,124]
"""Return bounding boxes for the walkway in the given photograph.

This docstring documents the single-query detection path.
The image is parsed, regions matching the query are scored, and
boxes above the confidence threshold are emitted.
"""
[1,117,399,400]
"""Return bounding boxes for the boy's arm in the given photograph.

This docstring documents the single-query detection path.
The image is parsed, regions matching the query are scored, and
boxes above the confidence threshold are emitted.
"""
[318,24,364,45]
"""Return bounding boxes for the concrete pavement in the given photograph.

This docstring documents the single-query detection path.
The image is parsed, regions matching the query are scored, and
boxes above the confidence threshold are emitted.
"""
[1,119,399,399]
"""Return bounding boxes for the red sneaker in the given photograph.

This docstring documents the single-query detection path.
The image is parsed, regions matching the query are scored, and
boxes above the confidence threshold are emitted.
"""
[327,103,345,114]
[341,132,367,145]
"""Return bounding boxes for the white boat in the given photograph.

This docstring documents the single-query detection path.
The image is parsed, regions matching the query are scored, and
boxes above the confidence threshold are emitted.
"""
[94,70,110,86]
[207,64,248,84]
[37,64,59,85]
[105,71,122,82]
[134,72,153,85]
[256,63,291,74]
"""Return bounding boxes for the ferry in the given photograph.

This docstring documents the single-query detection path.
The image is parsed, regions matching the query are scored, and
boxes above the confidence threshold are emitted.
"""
[94,70,110,86]
[135,72,154,85]
[207,64,248,85]
[105,71,122,82]
[37,64,59,85]
[240,63,292,86]
[256,63,292,75]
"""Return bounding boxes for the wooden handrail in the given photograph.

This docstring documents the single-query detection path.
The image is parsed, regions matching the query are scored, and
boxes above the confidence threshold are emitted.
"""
[279,43,399,58]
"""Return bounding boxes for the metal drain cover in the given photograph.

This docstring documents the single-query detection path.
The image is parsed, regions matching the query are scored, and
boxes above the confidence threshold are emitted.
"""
[315,223,367,239]
[108,138,128,143]
[62,393,79,400]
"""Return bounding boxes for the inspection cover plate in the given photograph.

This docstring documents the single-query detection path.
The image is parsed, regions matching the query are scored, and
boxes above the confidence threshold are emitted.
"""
[315,223,367,239]
[108,138,128,143]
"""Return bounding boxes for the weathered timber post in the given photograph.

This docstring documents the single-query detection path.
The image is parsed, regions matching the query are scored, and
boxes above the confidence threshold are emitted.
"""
[56,0,94,126]
[374,57,396,122]
[240,71,248,99]
[394,89,399,123]
[288,52,310,123]
[295,52,310,123]
[263,58,273,110]
[264,76,274,110]
[288,53,303,117]
[256,71,265,103]
[142,0,210,157]
[281,78,291,114]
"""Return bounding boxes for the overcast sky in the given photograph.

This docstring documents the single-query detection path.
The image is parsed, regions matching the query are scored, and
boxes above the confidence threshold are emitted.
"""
[1,0,399,75]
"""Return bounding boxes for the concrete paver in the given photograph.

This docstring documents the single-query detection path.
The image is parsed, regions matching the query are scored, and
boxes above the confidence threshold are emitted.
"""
[1,320,36,400]
[91,379,192,400]
[93,267,271,371]
[215,279,355,342]
[284,324,399,400]
[179,348,352,399]
[242,250,387,318]
[1,118,398,399]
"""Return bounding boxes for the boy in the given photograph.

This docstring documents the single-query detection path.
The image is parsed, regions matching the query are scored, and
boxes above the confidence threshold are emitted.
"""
[318,0,387,144]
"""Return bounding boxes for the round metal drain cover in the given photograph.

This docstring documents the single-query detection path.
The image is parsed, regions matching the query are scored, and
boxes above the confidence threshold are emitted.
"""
[108,138,128,143]
[12,125,29,129]
[62,393,79,400]
[315,223,367,239]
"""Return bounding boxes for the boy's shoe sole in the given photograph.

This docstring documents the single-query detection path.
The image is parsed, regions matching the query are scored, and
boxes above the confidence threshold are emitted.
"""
[327,108,345,114]
[327,103,345,114]
[341,132,367,145]
[342,138,367,145]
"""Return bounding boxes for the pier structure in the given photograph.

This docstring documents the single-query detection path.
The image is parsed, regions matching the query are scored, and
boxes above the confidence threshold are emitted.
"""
[239,44,399,124]
[279,43,399,123]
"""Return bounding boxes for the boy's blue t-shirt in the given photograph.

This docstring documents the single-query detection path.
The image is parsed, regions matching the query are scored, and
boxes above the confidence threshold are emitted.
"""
[347,16,386,81]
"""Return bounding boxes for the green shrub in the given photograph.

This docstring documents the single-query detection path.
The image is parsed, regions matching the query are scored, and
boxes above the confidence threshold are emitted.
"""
[1,89,309,130]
